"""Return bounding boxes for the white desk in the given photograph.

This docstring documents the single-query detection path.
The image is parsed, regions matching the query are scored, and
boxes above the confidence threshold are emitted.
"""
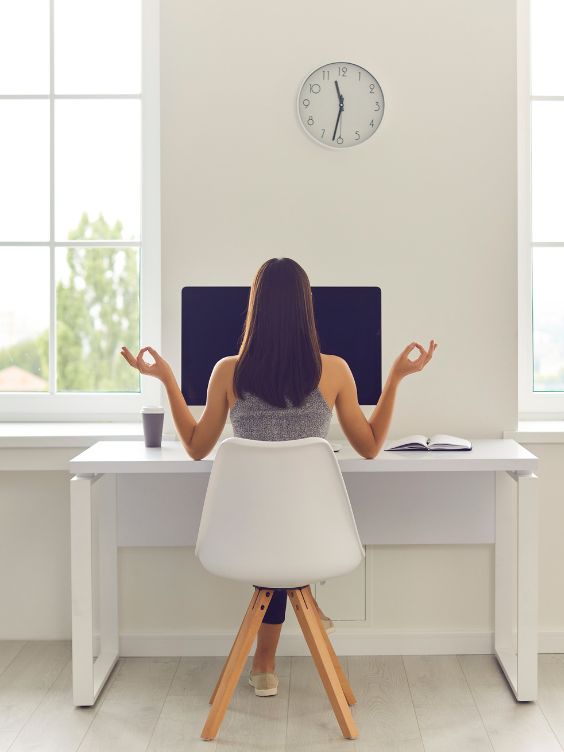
[69,438,538,706]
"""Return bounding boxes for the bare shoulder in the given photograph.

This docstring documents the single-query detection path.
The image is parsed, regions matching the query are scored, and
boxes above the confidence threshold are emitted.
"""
[211,355,238,380]
[321,353,350,376]
[320,353,350,390]
[216,355,238,367]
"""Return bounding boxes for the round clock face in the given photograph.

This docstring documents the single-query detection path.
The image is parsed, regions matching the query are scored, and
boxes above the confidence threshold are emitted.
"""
[297,62,384,148]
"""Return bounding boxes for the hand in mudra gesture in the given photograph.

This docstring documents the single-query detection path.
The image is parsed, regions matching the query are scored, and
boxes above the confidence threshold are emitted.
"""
[120,345,175,385]
[391,340,437,382]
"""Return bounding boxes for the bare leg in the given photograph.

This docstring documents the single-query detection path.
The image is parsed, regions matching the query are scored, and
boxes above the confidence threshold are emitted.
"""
[251,622,283,673]
[251,597,330,674]
[314,600,330,621]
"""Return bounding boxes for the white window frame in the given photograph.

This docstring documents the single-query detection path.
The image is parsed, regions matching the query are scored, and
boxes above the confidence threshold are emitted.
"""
[0,0,160,422]
[518,0,564,418]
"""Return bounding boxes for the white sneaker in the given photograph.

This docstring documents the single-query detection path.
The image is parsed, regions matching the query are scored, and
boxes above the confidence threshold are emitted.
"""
[249,671,279,697]
[320,616,335,634]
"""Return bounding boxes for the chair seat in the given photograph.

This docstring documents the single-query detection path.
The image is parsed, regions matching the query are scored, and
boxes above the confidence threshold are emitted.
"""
[195,437,365,587]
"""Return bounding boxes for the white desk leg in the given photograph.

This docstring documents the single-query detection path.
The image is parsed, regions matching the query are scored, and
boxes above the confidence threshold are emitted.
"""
[71,473,119,706]
[495,471,538,701]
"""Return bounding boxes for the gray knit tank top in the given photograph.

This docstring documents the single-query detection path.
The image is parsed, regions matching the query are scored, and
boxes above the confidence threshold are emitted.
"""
[230,386,332,441]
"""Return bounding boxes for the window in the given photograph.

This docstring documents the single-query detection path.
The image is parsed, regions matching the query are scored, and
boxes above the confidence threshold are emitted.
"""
[519,0,564,416]
[0,0,160,420]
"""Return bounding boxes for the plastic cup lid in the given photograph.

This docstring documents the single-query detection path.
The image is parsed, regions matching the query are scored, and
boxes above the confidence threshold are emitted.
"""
[141,406,164,413]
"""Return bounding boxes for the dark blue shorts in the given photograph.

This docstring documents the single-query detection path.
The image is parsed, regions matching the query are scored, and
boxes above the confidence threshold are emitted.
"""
[253,585,309,624]
[253,587,287,624]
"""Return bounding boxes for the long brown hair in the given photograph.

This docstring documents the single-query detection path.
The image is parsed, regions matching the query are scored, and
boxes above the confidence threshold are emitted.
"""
[234,258,322,408]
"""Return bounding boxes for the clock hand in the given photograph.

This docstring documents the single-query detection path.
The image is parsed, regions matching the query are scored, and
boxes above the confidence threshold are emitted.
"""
[332,109,342,141]
[332,83,344,141]
[334,80,345,114]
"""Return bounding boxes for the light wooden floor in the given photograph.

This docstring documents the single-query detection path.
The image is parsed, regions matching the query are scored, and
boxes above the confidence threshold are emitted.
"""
[1,642,564,751]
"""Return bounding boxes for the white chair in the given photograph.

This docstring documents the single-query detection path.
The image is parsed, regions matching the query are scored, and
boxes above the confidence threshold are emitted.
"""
[195,436,365,741]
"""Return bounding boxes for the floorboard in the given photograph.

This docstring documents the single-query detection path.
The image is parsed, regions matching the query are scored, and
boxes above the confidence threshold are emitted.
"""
[459,654,563,752]
[403,654,492,752]
[0,640,70,752]
[8,658,117,752]
[537,654,564,749]
[0,644,25,678]
[348,655,423,752]
[2,644,564,752]
[76,657,179,752]
[286,655,356,752]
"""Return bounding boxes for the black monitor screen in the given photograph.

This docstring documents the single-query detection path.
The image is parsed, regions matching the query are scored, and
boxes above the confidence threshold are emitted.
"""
[181,286,381,406]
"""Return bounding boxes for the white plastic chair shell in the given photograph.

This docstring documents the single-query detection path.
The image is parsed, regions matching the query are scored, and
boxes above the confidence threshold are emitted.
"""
[195,436,365,589]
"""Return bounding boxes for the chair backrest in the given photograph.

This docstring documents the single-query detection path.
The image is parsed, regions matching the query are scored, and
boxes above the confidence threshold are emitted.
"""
[195,436,365,588]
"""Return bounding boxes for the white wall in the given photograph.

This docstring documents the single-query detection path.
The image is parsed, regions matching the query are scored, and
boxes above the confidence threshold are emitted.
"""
[3,0,549,650]
[161,0,517,439]
[0,472,70,638]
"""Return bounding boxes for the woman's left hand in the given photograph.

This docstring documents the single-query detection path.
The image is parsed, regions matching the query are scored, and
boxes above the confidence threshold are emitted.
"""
[120,345,175,385]
[390,339,438,383]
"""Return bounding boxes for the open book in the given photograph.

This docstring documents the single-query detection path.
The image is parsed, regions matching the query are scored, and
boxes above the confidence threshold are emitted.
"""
[385,434,472,451]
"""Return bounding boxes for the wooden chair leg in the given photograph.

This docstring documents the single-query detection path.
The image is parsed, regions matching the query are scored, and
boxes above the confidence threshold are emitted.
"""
[289,588,359,740]
[301,586,357,706]
[201,588,272,741]
[209,589,259,705]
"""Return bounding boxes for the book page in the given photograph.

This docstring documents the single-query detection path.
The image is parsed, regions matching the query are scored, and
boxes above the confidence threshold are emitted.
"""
[386,435,429,450]
[428,434,471,449]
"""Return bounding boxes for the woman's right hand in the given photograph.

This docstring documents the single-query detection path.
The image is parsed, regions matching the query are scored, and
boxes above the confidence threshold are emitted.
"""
[120,345,175,385]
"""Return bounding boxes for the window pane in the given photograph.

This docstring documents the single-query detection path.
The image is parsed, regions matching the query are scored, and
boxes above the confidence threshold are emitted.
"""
[0,0,49,94]
[533,247,564,391]
[56,245,140,392]
[531,101,564,242]
[0,101,49,241]
[54,0,141,94]
[531,0,564,96]
[0,247,49,391]
[55,100,140,241]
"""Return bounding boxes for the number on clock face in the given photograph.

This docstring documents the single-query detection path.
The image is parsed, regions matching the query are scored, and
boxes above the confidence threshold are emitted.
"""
[297,62,384,148]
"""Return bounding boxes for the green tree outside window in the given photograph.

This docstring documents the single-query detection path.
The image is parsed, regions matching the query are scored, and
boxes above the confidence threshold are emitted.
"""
[0,213,140,392]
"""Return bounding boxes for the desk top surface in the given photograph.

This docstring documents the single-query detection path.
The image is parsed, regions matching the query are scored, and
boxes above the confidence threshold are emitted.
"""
[69,438,538,475]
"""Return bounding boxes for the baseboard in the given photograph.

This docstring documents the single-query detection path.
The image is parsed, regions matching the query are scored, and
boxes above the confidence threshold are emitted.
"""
[116,629,498,657]
[538,632,564,653]
[9,630,564,654]
[110,630,564,656]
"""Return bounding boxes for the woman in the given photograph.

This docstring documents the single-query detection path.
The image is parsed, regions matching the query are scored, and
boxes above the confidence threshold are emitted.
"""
[121,257,437,697]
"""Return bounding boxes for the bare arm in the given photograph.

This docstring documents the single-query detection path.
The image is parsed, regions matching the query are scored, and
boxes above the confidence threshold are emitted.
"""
[334,340,437,459]
[368,371,400,448]
[120,346,230,460]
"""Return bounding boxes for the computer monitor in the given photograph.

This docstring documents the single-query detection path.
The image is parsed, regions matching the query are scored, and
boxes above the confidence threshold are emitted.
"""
[181,286,381,406]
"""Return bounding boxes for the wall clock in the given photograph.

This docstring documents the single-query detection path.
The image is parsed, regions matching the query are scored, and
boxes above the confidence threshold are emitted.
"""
[297,62,384,148]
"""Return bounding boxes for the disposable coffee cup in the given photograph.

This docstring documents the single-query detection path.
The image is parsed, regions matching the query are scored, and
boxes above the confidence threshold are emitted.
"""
[141,406,164,447]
